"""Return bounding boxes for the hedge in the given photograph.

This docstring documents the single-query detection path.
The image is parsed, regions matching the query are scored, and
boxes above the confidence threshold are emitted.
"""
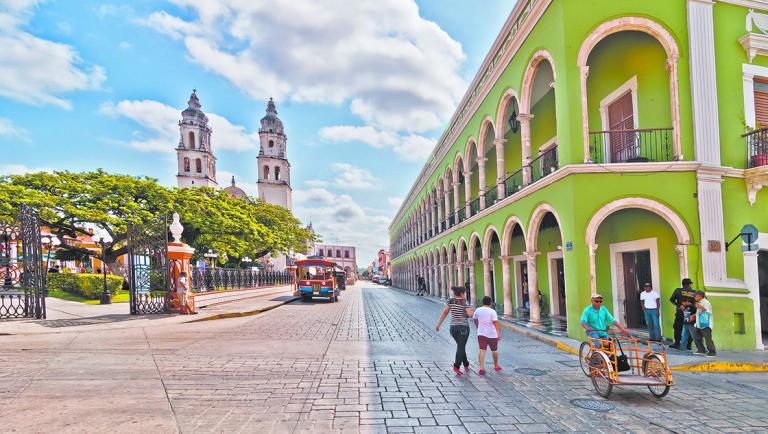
[47,273,123,299]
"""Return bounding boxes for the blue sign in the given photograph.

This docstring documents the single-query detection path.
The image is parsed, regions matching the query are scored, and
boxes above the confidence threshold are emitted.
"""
[565,242,573,251]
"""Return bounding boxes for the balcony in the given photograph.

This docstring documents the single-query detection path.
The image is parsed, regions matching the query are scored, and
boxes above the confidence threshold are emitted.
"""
[744,128,768,206]
[457,208,466,224]
[530,146,558,183]
[485,185,499,207]
[504,167,524,197]
[469,197,480,217]
[589,128,673,163]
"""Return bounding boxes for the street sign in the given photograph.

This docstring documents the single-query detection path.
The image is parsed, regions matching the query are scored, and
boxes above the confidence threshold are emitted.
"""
[741,224,759,251]
[565,242,573,251]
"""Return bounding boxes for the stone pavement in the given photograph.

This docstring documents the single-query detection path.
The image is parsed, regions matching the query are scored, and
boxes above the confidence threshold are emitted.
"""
[1,284,768,433]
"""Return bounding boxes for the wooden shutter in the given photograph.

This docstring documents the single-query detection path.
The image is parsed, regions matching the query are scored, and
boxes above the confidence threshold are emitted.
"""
[754,78,768,128]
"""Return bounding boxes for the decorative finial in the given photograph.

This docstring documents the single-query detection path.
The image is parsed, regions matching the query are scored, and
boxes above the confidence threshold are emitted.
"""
[170,212,183,243]
[231,176,236,186]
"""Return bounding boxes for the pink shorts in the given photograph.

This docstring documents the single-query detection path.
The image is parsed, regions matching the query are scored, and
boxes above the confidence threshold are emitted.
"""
[478,335,498,351]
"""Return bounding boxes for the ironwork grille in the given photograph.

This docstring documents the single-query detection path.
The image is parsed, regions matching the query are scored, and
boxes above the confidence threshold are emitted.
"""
[744,128,768,168]
[589,128,672,163]
[0,205,45,320]
[530,146,558,183]
[127,215,171,315]
[504,168,524,197]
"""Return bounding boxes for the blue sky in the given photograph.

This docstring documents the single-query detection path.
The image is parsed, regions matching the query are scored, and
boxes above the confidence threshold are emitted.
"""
[0,0,514,265]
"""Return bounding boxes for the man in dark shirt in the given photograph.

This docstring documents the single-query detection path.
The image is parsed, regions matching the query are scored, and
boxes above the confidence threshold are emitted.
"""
[669,278,695,349]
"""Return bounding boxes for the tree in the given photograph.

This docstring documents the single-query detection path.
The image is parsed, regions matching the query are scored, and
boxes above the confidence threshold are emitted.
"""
[0,170,316,267]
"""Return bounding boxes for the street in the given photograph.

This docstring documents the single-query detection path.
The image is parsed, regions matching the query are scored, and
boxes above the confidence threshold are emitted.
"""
[1,284,767,433]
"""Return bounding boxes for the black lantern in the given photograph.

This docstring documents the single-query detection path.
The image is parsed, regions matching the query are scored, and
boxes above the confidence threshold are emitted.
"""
[508,107,520,134]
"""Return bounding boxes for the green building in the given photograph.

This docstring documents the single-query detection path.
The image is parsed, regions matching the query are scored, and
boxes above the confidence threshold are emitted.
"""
[389,0,768,350]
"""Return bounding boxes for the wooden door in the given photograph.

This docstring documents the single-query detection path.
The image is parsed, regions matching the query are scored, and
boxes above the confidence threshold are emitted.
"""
[556,258,566,316]
[621,252,643,328]
[608,92,636,162]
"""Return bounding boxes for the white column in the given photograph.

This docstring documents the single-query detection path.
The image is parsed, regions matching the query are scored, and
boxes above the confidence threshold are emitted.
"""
[457,261,465,290]
[439,258,447,298]
[452,180,461,216]
[501,255,513,316]
[588,243,599,295]
[519,113,534,184]
[525,250,541,322]
[494,137,506,200]
[667,56,684,161]
[697,169,728,286]
[743,251,765,350]
[468,260,477,306]
[482,257,492,299]
[579,65,592,163]
[478,157,487,210]
[444,189,452,228]
[463,171,473,216]
[686,0,718,164]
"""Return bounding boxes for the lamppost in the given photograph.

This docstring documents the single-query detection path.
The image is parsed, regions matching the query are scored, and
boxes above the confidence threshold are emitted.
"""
[242,256,252,269]
[40,235,61,271]
[204,249,218,268]
[91,230,113,304]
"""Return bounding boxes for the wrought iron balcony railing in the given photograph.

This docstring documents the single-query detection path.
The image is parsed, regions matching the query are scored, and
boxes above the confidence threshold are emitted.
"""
[530,146,559,183]
[744,128,768,168]
[485,185,499,206]
[589,128,672,163]
[457,208,466,224]
[469,197,480,217]
[504,167,524,197]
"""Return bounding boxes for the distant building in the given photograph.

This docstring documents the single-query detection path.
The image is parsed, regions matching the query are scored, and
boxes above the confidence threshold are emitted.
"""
[377,249,391,278]
[176,90,217,188]
[311,244,357,277]
[257,98,292,210]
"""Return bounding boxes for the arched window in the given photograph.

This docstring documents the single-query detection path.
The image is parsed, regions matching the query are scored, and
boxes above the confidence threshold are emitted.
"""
[183,157,190,172]
[268,140,274,148]
[195,158,202,173]
[188,131,195,149]
[275,166,280,180]
[264,165,270,179]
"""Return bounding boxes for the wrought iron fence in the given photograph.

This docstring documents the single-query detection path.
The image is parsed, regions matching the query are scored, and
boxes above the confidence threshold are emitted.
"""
[589,128,672,163]
[457,208,466,224]
[469,197,480,216]
[485,185,499,206]
[504,167,524,197]
[744,128,768,168]
[0,205,45,320]
[530,146,559,183]
[189,267,293,293]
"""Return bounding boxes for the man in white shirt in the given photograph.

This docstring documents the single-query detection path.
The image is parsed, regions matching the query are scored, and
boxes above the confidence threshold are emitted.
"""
[639,282,661,341]
[692,290,716,357]
[472,296,502,375]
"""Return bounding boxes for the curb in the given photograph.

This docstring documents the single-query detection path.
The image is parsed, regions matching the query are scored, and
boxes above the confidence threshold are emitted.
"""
[186,297,298,323]
[390,287,765,373]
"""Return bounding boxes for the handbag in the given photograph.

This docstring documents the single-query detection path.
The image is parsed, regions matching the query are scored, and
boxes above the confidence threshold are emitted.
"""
[698,311,711,328]
[613,339,631,372]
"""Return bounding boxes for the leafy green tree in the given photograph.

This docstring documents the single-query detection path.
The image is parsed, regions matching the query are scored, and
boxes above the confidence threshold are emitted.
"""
[0,170,315,266]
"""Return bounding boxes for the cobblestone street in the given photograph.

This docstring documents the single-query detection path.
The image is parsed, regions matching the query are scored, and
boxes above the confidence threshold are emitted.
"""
[2,285,768,433]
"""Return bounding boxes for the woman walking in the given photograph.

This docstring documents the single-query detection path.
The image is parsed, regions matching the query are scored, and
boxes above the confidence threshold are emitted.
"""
[435,287,474,375]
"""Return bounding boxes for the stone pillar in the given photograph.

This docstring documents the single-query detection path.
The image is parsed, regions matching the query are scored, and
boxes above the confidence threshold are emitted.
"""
[667,56,683,160]
[525,250,541,322]
[482,257,492,299]
[463,171,473,216]
[588,243,599,295]
[467,260,477,307]
[519,113,534,184]
[444,189,452,228]
[494,138,506,200]
[452,180,461,216]
[674,244,689,282]
[697,169,728,286]
[447,257,455,290]
[436,192,443,233]
[457,261,465,290]
[478,157,487,210]
[501,255,513,316]
[579,65,592,163]
[743,251,765,350]
[167,213,196,314]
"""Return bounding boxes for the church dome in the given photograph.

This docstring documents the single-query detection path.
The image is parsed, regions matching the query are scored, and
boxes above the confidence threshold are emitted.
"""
[224,176,247,199]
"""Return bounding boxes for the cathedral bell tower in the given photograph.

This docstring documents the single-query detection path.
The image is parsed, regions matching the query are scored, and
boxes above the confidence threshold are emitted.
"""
[176,90,217,188]
[256,98,292,210]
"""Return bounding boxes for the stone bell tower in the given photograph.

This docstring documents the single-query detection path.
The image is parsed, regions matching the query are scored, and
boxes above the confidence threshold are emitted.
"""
[176,90,217,188]
[256,98,292,210]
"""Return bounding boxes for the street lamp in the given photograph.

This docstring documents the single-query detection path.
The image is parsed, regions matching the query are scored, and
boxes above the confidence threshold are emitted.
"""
[91,230,113,305]
[40,235,61,270]
[242,256,252,269]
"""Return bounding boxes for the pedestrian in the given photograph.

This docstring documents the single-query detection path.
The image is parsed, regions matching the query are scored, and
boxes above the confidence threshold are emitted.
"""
[680,298,696,351]
[691,290,716,357]
[669,278,695,349]
[639,282,661,341]
[472,296,502,374]
[417,275,426,296]
[435,286,474,375]
[464,280,470,305]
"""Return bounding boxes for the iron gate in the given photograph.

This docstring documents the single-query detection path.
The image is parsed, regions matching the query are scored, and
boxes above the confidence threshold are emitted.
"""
[0,204,45,319]
[127,215,171,315]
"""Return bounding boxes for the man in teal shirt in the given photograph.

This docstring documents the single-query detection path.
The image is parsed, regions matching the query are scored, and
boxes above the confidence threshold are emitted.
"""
[580,293,628,338]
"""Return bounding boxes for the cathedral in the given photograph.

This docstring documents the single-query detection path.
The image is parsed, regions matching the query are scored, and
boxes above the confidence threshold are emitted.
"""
[175,90,292,211]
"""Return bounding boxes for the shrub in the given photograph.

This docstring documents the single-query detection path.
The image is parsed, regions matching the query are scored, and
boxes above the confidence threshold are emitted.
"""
[47,273,123,299]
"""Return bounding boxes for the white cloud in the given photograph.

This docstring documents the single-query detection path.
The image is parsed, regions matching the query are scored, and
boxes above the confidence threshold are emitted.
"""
[0,1,105,108]
[294,187,390,264]
[320,125,434,161]
[0,117,29,141]
[305,179,328,188]
[142,0,466,158]
[99,98,259,152]
[331,163,379,190]
[0,163,53,175]
[387,196,403,207]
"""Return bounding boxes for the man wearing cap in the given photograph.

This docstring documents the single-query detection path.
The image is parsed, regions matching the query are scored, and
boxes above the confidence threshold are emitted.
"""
[639,282,662,341]
[580,294,628,339]
[669,278,695,349]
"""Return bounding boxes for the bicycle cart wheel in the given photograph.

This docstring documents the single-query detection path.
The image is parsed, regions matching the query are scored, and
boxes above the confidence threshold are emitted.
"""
[589,352,614,398]
[642,353,670,398]
[578,341,591,377]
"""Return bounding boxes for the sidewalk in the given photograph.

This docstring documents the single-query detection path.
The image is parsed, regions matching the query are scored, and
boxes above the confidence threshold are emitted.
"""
[391,287,768,372]
[0,285,297,335]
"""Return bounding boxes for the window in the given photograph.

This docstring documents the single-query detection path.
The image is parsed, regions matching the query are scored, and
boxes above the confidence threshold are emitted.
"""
[264,165,270,179]
[196,158,202,173]
[336,250,341,257]
[344,251,350,259]
[183,157,190,172]
[269,140,274,148]
[188,132,195,149]
[327,249,332,257]
[275,166,280,180]
[755,78,768,127]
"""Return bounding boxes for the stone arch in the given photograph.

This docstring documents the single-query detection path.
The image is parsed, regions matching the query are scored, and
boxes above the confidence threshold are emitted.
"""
[453,152,465,176]
[577,16,682,162]
[478,116,496,156]
[496,88,521,139]
[527,203,565,252]
[468,232,482,261]
[464,137,478,172]
[482,225,500,259]
[520,50,557,113]
[501,216,527,256]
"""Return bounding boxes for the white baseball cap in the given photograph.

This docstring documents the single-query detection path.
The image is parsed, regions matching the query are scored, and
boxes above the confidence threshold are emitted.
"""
[591,293,604,300]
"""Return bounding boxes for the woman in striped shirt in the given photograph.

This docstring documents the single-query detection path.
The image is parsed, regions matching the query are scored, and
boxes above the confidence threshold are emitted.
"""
[435,286,474,375]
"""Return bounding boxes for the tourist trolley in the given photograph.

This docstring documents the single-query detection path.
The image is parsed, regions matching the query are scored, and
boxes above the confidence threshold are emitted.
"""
[578,332,673,398]
[293,258,340,302]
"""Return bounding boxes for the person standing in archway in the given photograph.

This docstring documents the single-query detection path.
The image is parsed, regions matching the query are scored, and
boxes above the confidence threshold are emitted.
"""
[435,287,474,375]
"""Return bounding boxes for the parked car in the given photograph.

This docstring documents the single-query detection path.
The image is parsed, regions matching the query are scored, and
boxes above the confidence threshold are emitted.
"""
[372,275,381,284]
[380,277,391,286]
